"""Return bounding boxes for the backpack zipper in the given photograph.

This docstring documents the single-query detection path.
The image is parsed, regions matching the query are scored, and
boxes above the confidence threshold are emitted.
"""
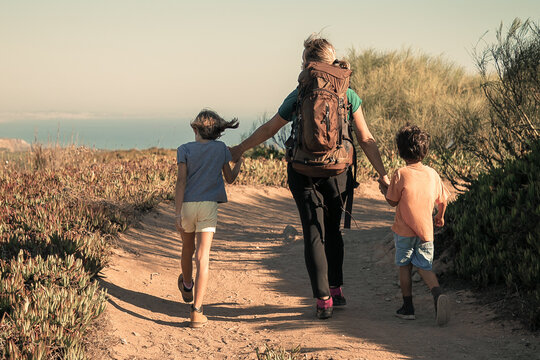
[324,104,330,134]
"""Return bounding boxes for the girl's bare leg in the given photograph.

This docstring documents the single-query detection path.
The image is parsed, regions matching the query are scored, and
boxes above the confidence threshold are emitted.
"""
[180,230,196,284]
[193,231,214,309]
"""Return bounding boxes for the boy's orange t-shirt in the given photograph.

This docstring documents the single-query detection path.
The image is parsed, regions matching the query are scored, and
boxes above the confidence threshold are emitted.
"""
[386,163,449,242]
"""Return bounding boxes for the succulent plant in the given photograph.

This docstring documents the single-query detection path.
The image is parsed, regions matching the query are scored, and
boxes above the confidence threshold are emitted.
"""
[439,140,540,330]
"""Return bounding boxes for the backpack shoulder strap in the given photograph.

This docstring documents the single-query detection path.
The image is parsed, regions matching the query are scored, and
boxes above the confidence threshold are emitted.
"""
[343,150,359,229]
[344,104,359,229]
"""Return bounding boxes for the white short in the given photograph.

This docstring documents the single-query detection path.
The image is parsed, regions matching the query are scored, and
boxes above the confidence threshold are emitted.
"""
[181,201,218,233]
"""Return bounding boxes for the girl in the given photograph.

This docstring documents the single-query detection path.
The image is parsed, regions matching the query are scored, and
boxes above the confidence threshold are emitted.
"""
[175,109,242,328]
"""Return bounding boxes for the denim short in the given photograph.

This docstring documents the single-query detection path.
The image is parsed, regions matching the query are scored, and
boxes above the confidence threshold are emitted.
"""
[394,233,434,271]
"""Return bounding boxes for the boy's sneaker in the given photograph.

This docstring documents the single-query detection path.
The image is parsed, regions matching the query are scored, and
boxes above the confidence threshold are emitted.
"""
[395,305,415,320]
[330,287,347,306]
[316,297,333,320]
[436,294,450,326]
[178,274,193,303]
[190,305,208,328]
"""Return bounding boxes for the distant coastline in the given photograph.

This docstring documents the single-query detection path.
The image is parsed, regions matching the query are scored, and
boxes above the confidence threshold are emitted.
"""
[0,138,31,152]
[0,118,246,150]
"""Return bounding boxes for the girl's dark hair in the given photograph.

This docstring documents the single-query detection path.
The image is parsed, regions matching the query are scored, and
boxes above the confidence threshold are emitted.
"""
[395,125,431,162]
[191,109,239,140]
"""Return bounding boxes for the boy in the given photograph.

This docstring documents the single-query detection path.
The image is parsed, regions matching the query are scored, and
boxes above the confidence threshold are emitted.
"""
[382,125,450,326]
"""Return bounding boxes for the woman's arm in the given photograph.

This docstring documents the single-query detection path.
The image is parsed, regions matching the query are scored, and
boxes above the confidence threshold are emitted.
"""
[174,163,187,231]
[351,106,390,186]
[223,158,243,184]
[230,113,288,161]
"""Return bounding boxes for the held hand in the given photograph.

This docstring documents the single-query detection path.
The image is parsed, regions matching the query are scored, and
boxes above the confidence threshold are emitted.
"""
[175,215,183,232]
[434,215,445,227]
[229,145,244,163]
[378,181,387,196]
[377,175,390,194]
[379,174,390,187]
[235,156,244,166]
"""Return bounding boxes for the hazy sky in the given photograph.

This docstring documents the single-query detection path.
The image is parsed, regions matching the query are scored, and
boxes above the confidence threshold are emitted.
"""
[1,0,538,122]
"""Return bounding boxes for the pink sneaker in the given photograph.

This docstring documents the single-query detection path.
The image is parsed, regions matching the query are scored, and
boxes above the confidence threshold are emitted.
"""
[330,287,346,306]
[316,297,333,319]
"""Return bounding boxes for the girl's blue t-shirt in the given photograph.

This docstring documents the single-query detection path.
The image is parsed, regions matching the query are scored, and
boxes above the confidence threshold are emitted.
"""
[278,88,362,122]
[177,140,232,203]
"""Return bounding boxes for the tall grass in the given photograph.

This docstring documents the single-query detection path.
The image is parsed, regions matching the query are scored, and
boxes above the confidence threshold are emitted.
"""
[438,19,540,187]
[240,48,489,182]
[346,47,488,180]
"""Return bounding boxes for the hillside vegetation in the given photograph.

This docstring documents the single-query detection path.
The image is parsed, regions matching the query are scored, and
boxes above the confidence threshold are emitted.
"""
[0,18,538,358]
[347,48,485,159]
[0,148,176,358]
[437,19,540,330]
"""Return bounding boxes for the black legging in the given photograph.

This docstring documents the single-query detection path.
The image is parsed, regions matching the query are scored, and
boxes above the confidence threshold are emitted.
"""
[287,164,351,299]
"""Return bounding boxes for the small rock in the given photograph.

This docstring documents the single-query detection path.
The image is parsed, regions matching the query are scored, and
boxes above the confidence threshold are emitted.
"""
[120,338,127,345]
[150,272,160,280]
[384,297,391,301]
[132,332,140,337]
[283,225,299,241]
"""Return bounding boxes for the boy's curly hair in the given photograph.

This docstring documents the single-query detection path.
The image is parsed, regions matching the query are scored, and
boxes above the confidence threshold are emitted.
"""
[191,109,239,140]
[395,125,431,162]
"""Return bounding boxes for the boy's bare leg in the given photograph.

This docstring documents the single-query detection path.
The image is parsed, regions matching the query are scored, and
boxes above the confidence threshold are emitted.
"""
[417,268,440,290]
[396,263,415,318]
[418,268,449,325]
[180,230,196,284]
[193,231,214,309]
[399,263,413,296]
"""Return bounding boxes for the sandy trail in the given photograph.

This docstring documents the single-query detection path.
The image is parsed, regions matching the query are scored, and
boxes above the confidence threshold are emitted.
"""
[95,182,538,360]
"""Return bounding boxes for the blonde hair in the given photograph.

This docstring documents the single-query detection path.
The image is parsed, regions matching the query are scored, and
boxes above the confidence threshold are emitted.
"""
[303,33,350,69]
[191,109,239,140]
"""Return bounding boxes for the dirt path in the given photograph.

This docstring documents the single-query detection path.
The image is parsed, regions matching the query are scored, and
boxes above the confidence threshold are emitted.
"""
[94,182,538,360]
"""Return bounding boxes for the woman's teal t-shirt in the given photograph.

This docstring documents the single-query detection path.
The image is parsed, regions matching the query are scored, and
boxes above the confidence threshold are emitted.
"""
[278,88,362,122]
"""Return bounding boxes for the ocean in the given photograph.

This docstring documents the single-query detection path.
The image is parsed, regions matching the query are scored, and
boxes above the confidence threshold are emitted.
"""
[0,119,247,150]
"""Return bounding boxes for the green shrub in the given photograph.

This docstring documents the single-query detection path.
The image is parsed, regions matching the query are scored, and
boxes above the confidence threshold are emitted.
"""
[244,145,285,161]
[0,251,107,359]
[0,146,177,357]
[441,139,540,330]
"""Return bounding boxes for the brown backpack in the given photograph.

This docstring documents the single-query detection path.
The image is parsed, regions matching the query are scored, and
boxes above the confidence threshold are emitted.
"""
[286,62,354,177]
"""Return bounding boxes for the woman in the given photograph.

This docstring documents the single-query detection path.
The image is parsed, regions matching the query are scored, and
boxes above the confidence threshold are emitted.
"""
[230,34,390,319]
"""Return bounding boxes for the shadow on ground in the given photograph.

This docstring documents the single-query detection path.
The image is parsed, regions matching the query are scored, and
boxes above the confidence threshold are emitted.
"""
[106,184,538,360]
